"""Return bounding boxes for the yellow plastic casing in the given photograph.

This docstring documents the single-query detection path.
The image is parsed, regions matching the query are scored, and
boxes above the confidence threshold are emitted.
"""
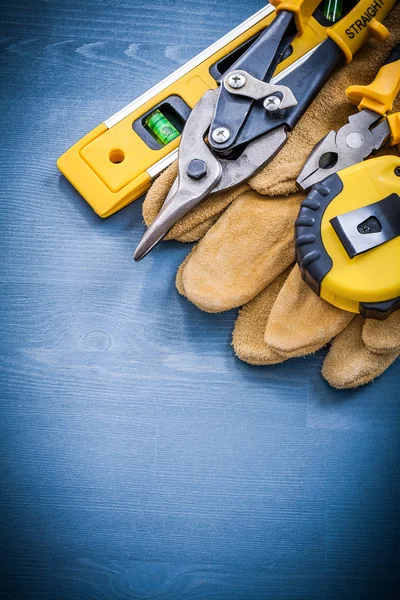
[57,6,328,217]
[346,52,400,114]
[326,0,395,63]
[320,155,400,314]
[269,0,321,34]
[388,111,400,145]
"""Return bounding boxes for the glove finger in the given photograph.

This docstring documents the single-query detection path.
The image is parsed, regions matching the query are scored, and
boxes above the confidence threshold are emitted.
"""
[172,214,220,243]
[143,161,249,242]
[249,126,316,196]
[143,161,178,228]
[181,191,302,312]
[265,266,353,357]
[322,316,399,389]
[169,182,250,242]
[175,247,196,299]
[232,267,293,365]
[362,310,400,355]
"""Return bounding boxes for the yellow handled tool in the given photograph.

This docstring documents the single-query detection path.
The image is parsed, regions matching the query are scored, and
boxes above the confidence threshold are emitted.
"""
[135,0,397,261]
[347,42,400,115]
[326,0,391,62]
[57,1,368,218]
[296,155,400,319]
[296,39,400,319]
[58,3,329,218]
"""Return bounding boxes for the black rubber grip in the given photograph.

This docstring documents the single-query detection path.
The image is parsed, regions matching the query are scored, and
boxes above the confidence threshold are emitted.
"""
[360,297,400,320]
[295,174,342,296]
[383,42,400,66]
[223,37,344,151]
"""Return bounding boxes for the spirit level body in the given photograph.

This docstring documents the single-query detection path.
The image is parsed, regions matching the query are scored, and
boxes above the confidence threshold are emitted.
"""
[57,4,327,217]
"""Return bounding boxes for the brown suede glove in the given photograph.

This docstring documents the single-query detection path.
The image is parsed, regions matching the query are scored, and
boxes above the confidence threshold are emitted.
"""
[233,266,400,389]
[141,8,400,389]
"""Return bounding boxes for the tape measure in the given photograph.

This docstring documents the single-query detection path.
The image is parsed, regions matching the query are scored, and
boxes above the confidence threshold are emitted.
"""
[57,4,330,217]
[295,155,400,320]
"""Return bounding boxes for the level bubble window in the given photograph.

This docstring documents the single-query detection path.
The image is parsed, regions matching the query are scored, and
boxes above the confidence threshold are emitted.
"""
[133,95,191,150]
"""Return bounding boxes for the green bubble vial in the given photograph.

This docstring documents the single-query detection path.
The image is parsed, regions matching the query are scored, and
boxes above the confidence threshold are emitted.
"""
[145,109,180,146]
[322,0,343,22]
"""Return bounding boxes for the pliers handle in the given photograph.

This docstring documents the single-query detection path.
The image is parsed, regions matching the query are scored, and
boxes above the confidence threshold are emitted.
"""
[297,41,400,192]
[387,111,400,145]
[346,42,400,114]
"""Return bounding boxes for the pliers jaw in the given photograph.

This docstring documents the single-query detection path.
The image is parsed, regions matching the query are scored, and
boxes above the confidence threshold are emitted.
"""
[296,109,391,192]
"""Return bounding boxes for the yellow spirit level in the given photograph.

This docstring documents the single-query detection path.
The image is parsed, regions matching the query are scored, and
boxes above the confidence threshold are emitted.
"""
[57,4,328,217]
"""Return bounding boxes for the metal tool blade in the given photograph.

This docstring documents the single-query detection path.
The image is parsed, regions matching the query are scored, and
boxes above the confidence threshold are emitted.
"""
[296,109,389,192]
[134,107,288,260]
[216,126,288,192]
[134,89,222,261]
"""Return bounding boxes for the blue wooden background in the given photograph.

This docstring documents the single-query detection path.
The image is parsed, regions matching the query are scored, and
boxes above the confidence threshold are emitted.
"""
[0,1,399,598]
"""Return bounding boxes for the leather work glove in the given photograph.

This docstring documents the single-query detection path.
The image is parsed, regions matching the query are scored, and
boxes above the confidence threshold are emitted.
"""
[141,8,400,389]
[233,266,400,388]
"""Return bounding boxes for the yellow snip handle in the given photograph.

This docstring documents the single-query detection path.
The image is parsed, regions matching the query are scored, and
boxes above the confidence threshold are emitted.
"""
[326,0,395,63]
[269,0,322,35]
[346,43,400,114]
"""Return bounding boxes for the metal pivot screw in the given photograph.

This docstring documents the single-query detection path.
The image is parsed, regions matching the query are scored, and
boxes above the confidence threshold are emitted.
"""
[346,132,364,149]
[187,159,207,180]
[211,127,231,144]
[359,224,371,234]
[395,167,400,177]
[264,95,281,112]
[227,71,246,89]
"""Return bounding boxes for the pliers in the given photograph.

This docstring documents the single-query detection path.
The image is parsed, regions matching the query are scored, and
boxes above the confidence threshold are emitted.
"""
[134,0,396,261]
[297,42,400,191]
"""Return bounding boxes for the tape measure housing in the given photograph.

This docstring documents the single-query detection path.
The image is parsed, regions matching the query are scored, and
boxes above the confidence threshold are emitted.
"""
[295,155,400,319]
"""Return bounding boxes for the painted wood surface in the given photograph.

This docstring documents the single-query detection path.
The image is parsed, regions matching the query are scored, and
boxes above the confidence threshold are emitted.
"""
[0,1,399,598]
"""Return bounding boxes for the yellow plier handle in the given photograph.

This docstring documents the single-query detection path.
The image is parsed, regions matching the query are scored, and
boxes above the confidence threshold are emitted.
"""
[387,112,400,145]
[346,42,400,144]
[346,42,400,115]
[269,0,321,34]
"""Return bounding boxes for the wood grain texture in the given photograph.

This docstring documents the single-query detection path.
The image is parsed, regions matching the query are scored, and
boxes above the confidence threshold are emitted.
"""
[0,1,399,599]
